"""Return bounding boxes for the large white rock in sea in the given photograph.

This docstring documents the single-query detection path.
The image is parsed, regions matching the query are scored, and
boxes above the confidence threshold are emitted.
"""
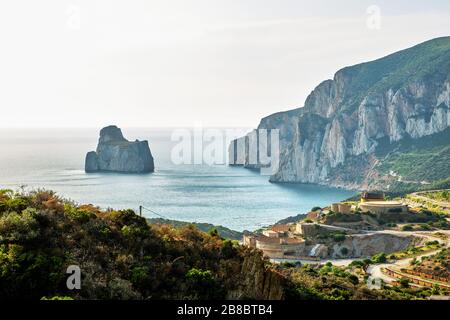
[85,125,155,173]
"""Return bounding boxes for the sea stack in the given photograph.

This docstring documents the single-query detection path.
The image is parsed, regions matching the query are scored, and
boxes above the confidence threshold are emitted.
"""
[85,125,154,173]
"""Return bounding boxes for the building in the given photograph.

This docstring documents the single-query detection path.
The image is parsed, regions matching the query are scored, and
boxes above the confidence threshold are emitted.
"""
[361,191,385,202]
[359,200,408,214]
[330,203,352,214]
[243,234,305,259]
[243,224,305,259]
[306,210,322,221]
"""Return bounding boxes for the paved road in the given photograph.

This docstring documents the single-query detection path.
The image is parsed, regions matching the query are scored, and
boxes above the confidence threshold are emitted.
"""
[366,230,450,285]
[410,191,450,210]
[272,230,448,267]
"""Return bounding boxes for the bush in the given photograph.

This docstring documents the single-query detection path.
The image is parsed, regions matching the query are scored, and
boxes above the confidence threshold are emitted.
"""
[41,296,74,300]
[130,266,150,285]
[340,247,349,256]
[0,208,40,243]
[221,239,237,258]
[349,260,365,268]
[65,205,95,224]
[186,268,223,299]
[347,274,359,285]
[401,225,414,231]
[332,233,346,242]
[208,228,220,238]
[371,253,387,264]
[398,278,410,288]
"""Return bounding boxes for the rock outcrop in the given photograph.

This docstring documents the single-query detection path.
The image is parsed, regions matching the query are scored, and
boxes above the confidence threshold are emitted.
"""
[85,126,154,173]
[330,233,423,259]
[229,37,450,189]
[226,250,285,300]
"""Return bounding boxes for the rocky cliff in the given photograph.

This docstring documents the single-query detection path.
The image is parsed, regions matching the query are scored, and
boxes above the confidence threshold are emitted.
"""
[85,125,154,173]
[230,37,450,190]
[227,250,285,300]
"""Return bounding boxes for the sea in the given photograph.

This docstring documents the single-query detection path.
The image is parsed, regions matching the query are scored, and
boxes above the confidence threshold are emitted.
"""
[0,128,353,231]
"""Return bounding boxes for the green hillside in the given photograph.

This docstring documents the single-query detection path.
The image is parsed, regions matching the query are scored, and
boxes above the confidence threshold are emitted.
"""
[2,188,443,300]
[376,128,450,190]
[339,36,450,112]
[147,218,243,241]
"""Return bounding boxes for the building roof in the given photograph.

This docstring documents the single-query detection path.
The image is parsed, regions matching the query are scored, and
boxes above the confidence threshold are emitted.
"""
[271,224,291,232]
[361,191,385,200]
[359,201,406,207]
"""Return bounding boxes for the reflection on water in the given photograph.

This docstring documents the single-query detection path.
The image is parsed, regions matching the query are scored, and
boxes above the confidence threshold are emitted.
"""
[0,129,354,231]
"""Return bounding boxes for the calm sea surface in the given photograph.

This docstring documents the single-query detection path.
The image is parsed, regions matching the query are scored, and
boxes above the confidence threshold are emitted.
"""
[0,128,353,231]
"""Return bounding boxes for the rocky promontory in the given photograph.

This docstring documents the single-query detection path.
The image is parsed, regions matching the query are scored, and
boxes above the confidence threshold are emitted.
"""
[85,125,154,173]
[229,37,450,190]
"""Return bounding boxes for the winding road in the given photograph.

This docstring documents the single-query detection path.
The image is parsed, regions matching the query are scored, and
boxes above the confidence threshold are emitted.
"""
[366,230,450,286]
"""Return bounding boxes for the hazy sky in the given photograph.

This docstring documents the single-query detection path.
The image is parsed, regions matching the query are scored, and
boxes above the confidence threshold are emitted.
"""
[1,0,449,128]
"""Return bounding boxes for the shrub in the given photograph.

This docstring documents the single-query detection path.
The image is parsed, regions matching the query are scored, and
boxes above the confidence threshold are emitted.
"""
[0,208,40,243]
[208,228,220,238]
[221,239,237,258]
[332,233,346,242]
[349,260,365,268]
[340,247,349,256]
[41,296,74,300]
[398,278,410,288]
[347,274,359,285]
[186,268,223,299]
[0,197,29,213]
[130,266,150,285]
[371,253,387,264]
[65,205,95,224]
[401,225,414,231]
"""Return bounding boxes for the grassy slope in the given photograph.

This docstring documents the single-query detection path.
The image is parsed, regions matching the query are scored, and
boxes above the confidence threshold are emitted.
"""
[338,36,450,112]
[413,248,450,279]
[376,128,450,183]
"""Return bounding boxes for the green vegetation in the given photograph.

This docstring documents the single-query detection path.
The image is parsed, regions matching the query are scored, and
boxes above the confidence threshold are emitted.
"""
[376,128,450,192]
[401,225,414,231]
[371,253,387,264]
[421,190,450,202]
[332,233,346,242]
[282,262,448,300]
[388,241,442,260]
[413,248,450,279]
[338,37,450,113]
[398,278,410,288]
[147,218,243,241]
[0,189,264,300]
[1,188,448,301]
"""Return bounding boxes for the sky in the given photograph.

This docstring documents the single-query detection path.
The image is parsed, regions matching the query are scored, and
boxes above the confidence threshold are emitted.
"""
[0,0,449,128]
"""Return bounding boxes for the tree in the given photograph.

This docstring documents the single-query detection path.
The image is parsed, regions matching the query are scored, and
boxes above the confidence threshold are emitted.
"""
[208,228,219,238]
[371,253,387,264]
[398,278,410,288]
[186,268,223,299]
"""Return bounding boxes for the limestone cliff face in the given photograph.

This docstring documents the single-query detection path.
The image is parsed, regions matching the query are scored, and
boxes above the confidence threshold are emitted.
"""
[330,233,423,259]
[85,126,154,173]
[230,37,450,189]
[226,250,285,300]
